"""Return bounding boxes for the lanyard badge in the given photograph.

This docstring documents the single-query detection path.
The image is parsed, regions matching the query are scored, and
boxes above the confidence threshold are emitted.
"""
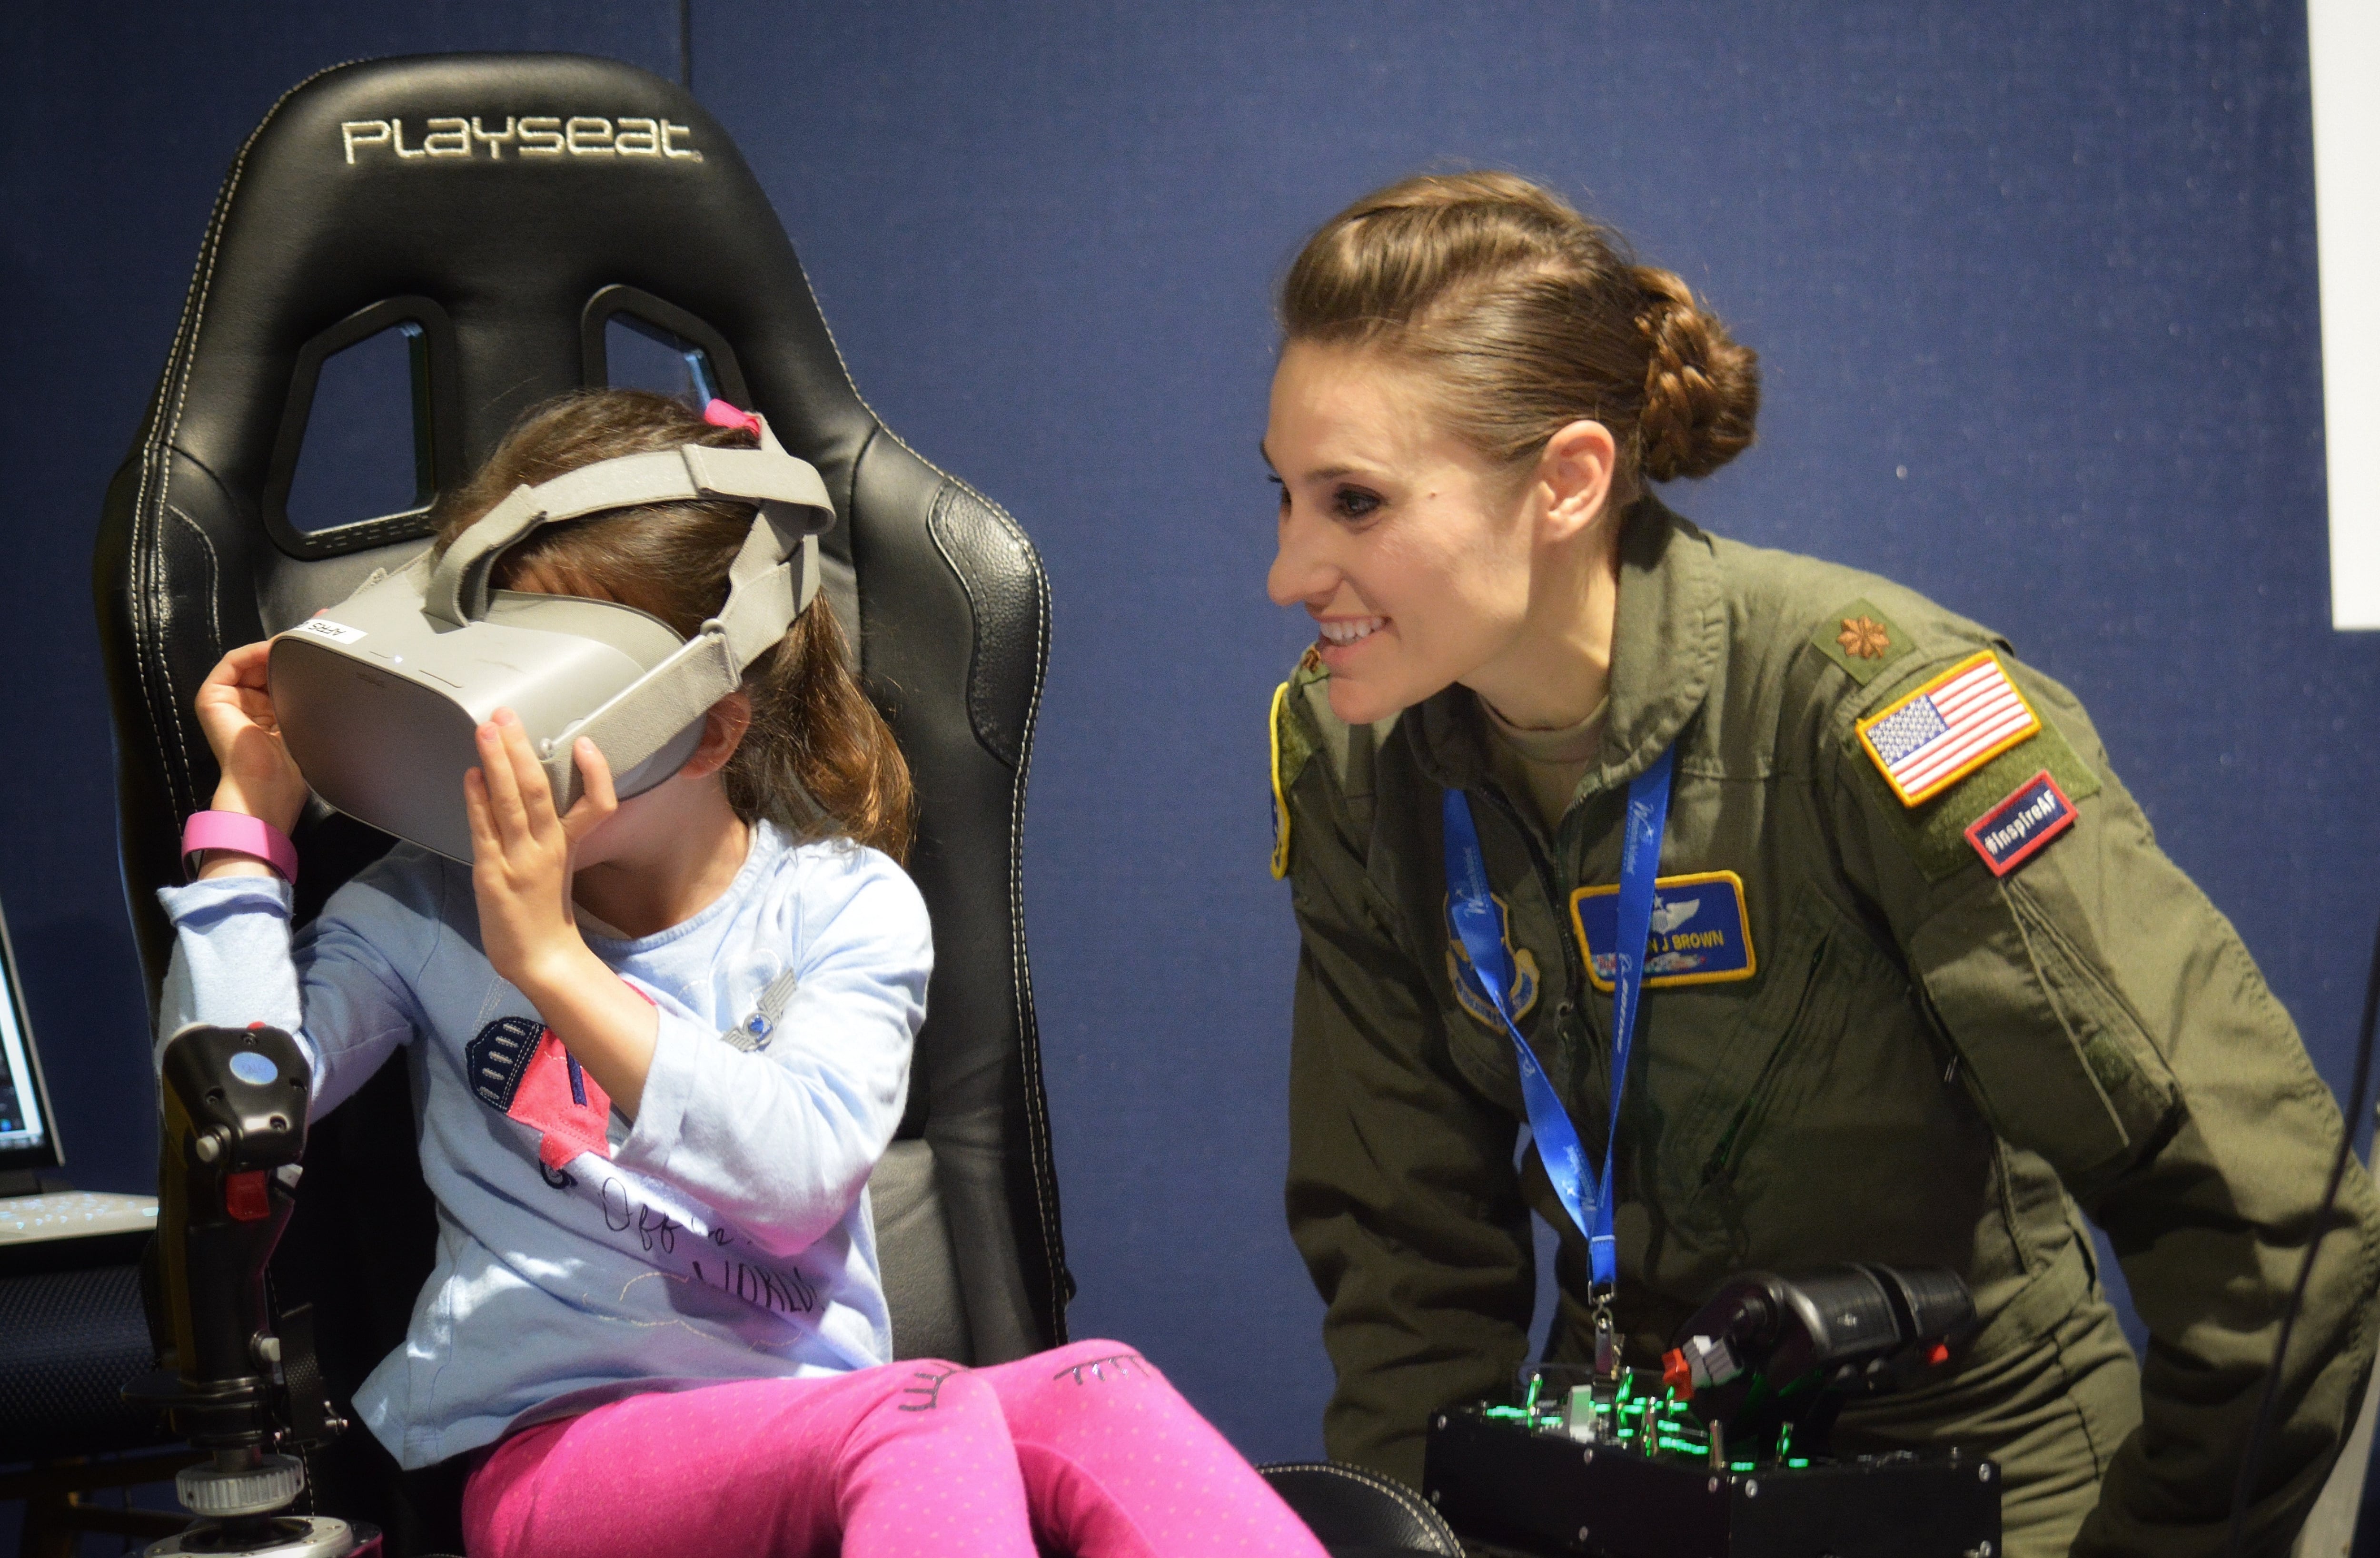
[1442,745,1675,1375]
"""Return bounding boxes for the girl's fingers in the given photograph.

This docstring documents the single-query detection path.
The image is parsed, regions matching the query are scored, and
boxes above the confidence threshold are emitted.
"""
[576,738,617,811]
[560,738,619,844]
[197,643,275,717]
[203,640,272,690]
[196,643,297,775]
[476,719,531,844]
[464,767,500,864]
[495,714,561,842]
[230,640,273,682]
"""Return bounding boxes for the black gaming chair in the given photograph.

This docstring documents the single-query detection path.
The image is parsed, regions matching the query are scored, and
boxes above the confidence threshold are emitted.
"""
[93,53,1069,1551]
[91,52,1461,1558]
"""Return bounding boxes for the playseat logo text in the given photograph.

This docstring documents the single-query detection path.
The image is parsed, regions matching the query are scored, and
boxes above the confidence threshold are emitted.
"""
[340,115,703,165]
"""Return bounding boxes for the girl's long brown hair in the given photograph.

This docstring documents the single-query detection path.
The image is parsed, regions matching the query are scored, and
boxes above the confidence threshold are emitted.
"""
[429,389,913,862]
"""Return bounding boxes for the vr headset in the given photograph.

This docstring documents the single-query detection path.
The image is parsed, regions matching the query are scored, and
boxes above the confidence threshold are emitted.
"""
[270,410,835,863]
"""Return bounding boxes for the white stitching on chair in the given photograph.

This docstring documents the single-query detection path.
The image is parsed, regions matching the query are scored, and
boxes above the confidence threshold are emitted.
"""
[131,60,357,818]
[998,498,1060,1321]
[914,473,1063,1333]
[822,289,1071,1335]
[1258,1461,1463,1555]
[164,505,223,660]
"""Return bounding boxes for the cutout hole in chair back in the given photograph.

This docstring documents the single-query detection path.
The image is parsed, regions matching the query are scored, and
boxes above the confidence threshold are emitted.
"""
[285,323,423,531]
[265,296,464,559]
[585,285,749,409]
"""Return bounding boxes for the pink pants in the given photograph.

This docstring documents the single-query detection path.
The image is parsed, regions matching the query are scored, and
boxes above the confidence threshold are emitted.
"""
[461,1340,1329,1558]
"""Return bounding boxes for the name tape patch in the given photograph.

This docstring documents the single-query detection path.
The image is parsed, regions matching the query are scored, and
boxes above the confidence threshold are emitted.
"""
[1963,770,2076,877]
[1570,871,1755,992]
[1856,651,2041,808]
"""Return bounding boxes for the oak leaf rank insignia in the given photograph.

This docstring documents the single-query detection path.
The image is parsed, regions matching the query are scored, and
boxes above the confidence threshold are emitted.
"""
[1810,597,1914,684]
[1838,616,1891,660]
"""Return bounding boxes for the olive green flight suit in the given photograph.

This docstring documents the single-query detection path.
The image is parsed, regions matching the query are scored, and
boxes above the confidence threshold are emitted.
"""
[1273,498,2379,1558]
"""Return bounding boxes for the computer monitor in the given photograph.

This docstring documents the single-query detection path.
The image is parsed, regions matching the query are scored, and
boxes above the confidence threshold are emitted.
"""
[0,898,65,1180]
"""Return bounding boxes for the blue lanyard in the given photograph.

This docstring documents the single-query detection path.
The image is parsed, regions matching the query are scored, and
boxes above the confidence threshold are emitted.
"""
[1442,744,1674,1293]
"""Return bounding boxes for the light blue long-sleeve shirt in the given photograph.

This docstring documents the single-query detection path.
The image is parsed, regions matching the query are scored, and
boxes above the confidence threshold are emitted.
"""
[157,822,930,1469]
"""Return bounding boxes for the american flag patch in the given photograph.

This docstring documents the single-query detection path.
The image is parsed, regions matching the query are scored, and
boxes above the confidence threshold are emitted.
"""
[1855,652,2041,808]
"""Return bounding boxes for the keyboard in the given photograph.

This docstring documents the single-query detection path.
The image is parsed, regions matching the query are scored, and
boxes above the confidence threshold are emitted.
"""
[0,1190,158,1245]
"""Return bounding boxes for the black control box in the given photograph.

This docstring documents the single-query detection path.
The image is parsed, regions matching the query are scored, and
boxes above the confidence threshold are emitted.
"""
[1423,1402,2002,1558]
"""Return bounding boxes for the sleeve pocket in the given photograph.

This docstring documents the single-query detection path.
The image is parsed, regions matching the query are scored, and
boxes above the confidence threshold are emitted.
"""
[1911,881,2181,1191]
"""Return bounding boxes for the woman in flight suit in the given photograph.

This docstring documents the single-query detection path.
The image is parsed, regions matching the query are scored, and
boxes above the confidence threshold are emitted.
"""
[1263,170,2378,1558]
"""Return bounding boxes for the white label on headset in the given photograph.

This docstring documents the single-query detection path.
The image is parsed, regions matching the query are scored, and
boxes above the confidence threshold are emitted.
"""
[290,618,366,645]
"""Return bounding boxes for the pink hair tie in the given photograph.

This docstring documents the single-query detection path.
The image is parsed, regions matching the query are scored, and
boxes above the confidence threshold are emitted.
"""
[703,398,764,438]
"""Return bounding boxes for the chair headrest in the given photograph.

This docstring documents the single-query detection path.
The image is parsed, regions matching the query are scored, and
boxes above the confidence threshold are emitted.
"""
[160,53,873,560]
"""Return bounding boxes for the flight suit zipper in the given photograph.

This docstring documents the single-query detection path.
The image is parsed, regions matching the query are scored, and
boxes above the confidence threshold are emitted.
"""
[1701,937,1830,1185]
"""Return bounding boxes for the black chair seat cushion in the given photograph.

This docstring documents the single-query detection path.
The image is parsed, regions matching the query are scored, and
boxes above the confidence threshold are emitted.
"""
[1258,1460,1463,1557]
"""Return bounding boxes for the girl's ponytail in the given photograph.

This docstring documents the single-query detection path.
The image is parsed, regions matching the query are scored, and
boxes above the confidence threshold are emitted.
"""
[726,602,912,861]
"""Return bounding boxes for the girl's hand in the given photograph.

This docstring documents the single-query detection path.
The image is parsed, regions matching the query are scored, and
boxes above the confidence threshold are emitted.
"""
[464,710,618,993]
[193,641,309,836]
[466,711,655,1117]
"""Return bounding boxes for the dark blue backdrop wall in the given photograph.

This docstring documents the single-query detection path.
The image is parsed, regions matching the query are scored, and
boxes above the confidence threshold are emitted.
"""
[4,0,2368,1469]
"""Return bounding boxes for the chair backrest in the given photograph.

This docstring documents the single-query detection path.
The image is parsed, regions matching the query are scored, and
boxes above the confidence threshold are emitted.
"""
[93,52,1069,1548]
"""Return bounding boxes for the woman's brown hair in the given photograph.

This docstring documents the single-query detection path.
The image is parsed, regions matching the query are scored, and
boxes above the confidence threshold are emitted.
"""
[429,388,913,862]
[1280,170,1759,488]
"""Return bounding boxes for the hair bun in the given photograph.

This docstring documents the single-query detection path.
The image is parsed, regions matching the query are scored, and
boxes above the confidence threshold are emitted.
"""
[1632,266,1760,483]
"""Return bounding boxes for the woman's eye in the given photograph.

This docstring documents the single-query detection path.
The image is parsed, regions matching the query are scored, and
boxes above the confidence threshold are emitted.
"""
[1331,487,1383,521]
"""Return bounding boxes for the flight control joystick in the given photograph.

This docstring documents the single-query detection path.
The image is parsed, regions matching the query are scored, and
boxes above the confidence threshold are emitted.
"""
[123,1024,377,1558]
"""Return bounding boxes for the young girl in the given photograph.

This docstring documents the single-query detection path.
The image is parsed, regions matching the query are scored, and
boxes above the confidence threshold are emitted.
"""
[165,389,1326,1558]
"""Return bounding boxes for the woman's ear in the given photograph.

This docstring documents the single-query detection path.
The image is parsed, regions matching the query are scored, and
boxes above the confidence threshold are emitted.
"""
[680,690,754,781]
[1534,418,1620,543]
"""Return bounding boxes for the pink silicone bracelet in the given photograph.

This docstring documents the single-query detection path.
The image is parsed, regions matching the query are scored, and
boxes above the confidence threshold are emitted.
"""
[182,810,299,883]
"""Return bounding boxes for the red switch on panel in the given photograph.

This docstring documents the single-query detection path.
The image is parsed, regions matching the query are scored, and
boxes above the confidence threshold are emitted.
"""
[225,1170,270,1222]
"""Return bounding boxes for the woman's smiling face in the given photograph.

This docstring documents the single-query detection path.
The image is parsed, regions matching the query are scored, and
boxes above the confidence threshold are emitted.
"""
[1265,340,1537,726]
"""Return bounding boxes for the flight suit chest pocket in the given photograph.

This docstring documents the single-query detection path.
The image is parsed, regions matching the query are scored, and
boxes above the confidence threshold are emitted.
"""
[1655,893,1895,1215]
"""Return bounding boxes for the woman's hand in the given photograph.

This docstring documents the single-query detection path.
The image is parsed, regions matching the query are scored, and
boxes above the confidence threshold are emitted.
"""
[193,641,309,836]
[466,711,657,1117]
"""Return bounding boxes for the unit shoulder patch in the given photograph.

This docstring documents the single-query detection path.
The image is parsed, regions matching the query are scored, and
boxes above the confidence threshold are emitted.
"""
[1269,680,1310,879]
[1446,891,1542,1028]
[1810,598,1915,686]
[1570,871,1755,990]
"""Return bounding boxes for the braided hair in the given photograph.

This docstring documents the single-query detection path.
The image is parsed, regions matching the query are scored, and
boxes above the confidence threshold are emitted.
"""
[1279,170,1758,488]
